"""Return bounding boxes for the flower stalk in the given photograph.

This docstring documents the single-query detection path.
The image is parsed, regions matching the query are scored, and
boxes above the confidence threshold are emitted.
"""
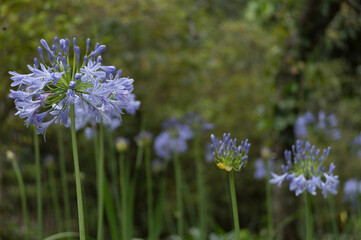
[229,171,241,240]
[97,122,105,240]
[145,145,155,239]
[174,152,184,238]
[265,159,273,239]
[57,128,71,231]
[119,152,128,240]
[48,162,62,231]
[9,153,29,240]
[70,104,86,240]
[34,127,42,240]
[194,135,207,240]
[304,192,312,240]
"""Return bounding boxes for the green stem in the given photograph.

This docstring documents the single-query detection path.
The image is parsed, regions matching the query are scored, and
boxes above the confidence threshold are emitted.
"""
[304,192,312,240]
[70,104,86,240]
[328,196,339,239]
[194,136,207,240]
[173,152,184,238]
[265,159,273,240]
[154,175,167,239]
[10,157,29,240]
[228,171,240,240]
[57,128,71,231]
[106,130,122,226]
[145,146,154,239]
[49,166,63,231]
[34,127,42,240]
[97,123,105,240]
[120,153,128,240]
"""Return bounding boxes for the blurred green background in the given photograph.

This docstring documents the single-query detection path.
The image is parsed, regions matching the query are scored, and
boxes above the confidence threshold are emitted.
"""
[1,0,361,239]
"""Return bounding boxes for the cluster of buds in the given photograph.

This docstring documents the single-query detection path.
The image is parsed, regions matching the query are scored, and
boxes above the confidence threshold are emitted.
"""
[210,133,251,172]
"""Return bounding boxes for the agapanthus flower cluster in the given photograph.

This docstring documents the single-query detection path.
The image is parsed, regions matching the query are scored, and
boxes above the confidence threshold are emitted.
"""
[154,118,193,160]
[270,140,339,198]
[210,133,251,172]
[294,111,341,140]
[9,37,137,136]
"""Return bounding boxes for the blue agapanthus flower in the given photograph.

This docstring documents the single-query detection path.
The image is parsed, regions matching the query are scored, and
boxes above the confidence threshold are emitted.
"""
[270,140,339,198]
[294,111,341,140]
[154,118,193,160]
[210,133,251,172]
[9,37,136,136]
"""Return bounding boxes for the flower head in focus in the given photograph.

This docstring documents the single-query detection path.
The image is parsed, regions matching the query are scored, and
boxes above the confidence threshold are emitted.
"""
[154,118,193,160]
[210,133,251,172]
[269,140,339,198]
[9,37,136,137]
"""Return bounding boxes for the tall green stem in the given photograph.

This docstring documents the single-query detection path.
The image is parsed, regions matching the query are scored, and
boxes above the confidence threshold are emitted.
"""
[57,128,71,231]
[145,146,154,239]
[34,127,42,240]
[49,166,62,231]
[228,171,240,240]
[70,104,86,240]
[173,152,184,238]
[265,159,273,240]
[97,123,105,240]
[194,135,207,240]
[304,192,312,240]
[120,153,128,240]
[106,130,122,226]
[10,157,29,240]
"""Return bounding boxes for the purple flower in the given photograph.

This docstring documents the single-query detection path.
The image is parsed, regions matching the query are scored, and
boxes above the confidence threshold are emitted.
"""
[154,118,193,160]
[269,172,288,187]
[343,178,361,207]
[270,140,339,198]
[294,111,341,140]
[210,133,251,172]
[9,37,138,137]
